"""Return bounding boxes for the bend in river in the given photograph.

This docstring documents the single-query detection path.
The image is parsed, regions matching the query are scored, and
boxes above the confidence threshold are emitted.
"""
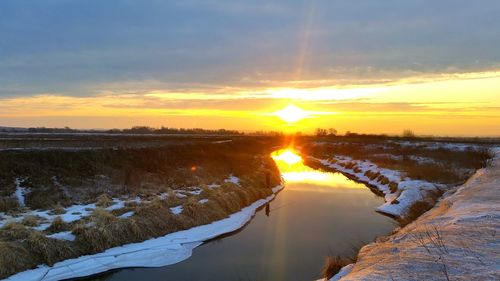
[79,149,395,281]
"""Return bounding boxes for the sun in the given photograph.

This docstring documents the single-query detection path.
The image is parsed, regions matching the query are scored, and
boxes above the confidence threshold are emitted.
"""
[274,104,309,123]
[271,149,302,165]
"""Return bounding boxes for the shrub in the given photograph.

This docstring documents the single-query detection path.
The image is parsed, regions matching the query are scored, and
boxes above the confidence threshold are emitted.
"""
[90,208,115,225]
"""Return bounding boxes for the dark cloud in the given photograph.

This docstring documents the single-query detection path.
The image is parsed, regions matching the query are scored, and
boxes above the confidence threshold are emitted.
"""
[0,0,499,97]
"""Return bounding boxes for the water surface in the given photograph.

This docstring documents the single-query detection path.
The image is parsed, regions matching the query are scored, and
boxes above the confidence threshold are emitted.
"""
[83,149,394,281]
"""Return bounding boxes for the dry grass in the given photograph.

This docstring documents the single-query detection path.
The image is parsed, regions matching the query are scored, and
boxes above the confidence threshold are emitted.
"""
[0,241,38,278]
[389,182,398,193]
[0,137,282,210]
[130,199,186,238]
[399,189,443,227]
[378,175,390,185]
[0,178,277,278]
[302,140,492,185]
[21,215,41,227]
[0,137,283,279]
[181,198,213,225]
[321,256,351,279]
[0,197,19,213]
[72,208,144,253]
[0,222,77,278]
[26,232,78,266]
[48,203,66,215]
[46,216,70,234]
[96,194,113,208]
[0,222,33,241]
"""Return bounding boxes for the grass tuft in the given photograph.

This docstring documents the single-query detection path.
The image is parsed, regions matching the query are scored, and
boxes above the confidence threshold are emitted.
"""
[22,215,41,227]
[96,193,113,208]
[0,222,33,241]
[26,232,78,266]
[46,216,70,234]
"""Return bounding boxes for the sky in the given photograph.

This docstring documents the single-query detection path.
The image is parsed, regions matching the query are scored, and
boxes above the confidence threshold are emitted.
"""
[0,0,499,136]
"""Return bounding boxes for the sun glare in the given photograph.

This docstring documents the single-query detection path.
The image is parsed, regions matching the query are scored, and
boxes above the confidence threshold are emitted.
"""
[272,149,302,165]
[274,104,309,123]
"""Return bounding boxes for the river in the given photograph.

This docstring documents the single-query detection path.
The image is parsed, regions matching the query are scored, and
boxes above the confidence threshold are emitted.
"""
[80,149,394,281]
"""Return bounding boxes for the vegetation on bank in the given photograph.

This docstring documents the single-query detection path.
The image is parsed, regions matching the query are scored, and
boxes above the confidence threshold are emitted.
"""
[301,140,491,185]
[0,138,282,279]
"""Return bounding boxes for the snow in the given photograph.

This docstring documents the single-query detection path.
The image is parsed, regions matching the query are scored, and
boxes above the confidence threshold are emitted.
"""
[198,199,209,204]
[118,211,135,219]
[170,205,183,215]
[185,187,203,195]
[47,231,76,241]
[224,174,241,185]
[6,184,284,281]
[105,199,125,211]
[14,178,29,207]
[313,155,444,219]
[329,264,354,281]
[212,140,232,144]
[332,147,500,281]
[175,192,187,198]
[394,140,481,152]
[0,196,144,230]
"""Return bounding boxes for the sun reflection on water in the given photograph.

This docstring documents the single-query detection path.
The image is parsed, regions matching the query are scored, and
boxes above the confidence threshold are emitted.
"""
[271,149,364,189]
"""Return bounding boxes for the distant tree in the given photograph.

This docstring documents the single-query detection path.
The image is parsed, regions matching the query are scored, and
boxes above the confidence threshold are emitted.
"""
[345,131,360,137]
[315,128,328,137]
[328,128,337,136]
[403,129,416,138]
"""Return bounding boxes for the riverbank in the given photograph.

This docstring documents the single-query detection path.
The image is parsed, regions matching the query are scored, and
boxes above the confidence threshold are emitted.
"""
[5,185,283,281]
[331,147,500,280]
[300,140,490,225]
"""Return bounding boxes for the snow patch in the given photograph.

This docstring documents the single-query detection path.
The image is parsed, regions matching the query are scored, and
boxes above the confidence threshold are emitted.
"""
[47,231,76,241]
[118,211,135,219]
[14,178,29,207]
[170,205,183,215]
[224,174,241,185]
[314,155,444,219]
[329,264,354,281]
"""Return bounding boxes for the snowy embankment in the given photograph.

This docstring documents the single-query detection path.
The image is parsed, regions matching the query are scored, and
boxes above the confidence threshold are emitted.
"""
[309,155,444,219]
[331,148,500,280]
[5,185,283,281]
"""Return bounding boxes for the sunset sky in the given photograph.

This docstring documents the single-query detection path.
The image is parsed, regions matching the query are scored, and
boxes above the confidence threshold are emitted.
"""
[1,1,499,136]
